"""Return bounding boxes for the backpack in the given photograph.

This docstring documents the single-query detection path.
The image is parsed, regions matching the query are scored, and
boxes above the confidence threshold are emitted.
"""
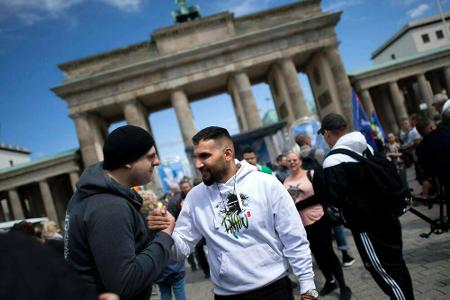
[301,148,322,171]
[328,148,412,218]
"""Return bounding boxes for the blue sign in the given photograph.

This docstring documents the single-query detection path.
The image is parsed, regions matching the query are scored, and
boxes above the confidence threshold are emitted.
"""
[291,117,329,153]
[158,160,190,194]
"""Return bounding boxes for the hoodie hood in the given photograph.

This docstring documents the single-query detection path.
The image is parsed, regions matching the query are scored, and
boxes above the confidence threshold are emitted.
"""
[76,162,142,209]
[323,131,373,169]
[332,131,370,155]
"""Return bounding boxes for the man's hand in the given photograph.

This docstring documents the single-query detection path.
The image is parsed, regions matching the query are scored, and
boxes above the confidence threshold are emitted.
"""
[299,289,319,299]
[147,208,176,236]
[99,293,119,300]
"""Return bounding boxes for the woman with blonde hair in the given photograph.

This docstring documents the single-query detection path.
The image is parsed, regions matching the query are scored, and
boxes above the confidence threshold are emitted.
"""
[284,152,351,300]
[42,221,63,240]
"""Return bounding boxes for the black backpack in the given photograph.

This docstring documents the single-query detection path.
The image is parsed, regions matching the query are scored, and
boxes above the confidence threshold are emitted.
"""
[328,148,412,218]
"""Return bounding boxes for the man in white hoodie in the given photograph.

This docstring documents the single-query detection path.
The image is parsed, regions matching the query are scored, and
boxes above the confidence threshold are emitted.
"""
[319,113,414,300]
[149,126,318,300]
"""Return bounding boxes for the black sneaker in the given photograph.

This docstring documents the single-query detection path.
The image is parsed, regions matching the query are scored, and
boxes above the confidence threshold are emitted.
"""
[340,286,352,300]
[319,280,338,296]
[342,254,355,268]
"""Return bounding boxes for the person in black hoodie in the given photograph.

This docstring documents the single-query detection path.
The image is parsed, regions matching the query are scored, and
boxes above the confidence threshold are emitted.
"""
[320,113,414,300]
[64,125,175,300]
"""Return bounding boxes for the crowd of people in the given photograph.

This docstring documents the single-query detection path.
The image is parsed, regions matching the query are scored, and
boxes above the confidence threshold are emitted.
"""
[1,99,449,300]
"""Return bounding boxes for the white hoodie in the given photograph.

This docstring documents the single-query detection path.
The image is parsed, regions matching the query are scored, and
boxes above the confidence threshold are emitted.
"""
[171,160,315,295]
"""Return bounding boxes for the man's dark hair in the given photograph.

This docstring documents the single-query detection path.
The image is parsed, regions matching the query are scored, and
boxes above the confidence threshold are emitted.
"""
[416,118,433,137]
[242,147,256,155]
[192,126,232,145]
[276,154,286,162]
[179,178,191,186]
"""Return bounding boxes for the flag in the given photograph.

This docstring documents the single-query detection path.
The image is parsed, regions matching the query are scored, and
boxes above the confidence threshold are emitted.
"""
[352,89,379,150]
[370,112,386,142]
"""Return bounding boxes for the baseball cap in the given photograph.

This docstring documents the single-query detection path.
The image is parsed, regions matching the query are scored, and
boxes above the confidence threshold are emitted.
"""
[317,113,347,135]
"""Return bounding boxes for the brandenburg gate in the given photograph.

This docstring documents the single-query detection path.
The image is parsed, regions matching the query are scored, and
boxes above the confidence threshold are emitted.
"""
[52,0,353,168]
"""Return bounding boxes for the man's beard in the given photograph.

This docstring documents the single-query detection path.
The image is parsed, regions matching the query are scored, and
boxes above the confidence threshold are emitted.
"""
[202,161,228,186]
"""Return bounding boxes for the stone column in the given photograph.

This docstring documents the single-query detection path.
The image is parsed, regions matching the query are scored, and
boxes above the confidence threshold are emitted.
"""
[429,71,443,95]
[389,81,408,121]
[122,99,152,133]
[324,47,354,129]
[443,66,450,96]
[360,88,376,117]
[121,98,161,194]
[268,64,295,124]
[374,85,399,134]
[69,172,79,193]
[227,77,249,131]
[39,180,59,223]
[232,71,262,129]
[417,73,434,114]
[8,189,24,220]
[71,113,106,168]
[279,58,308,119]
[171,90,197,147]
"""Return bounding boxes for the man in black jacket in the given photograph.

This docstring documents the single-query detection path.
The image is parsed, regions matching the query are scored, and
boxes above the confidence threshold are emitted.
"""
[64,125,175,300]
[319,113,414,300]
[416,109,450,219]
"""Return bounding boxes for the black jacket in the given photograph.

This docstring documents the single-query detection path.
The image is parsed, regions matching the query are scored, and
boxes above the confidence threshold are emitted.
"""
[416,125,450,186]
[64,163,173,300]
[323,132,393,231]
[0,232,97,300]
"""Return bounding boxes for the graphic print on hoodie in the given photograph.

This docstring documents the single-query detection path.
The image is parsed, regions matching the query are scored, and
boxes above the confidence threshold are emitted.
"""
[217,191,250,238]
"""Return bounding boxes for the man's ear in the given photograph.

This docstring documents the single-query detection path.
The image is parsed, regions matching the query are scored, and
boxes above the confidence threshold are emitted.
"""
[124,163,133,170]
[224,146,234,162]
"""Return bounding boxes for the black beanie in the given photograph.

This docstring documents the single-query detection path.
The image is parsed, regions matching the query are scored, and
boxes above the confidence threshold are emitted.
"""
[102,125,155,170]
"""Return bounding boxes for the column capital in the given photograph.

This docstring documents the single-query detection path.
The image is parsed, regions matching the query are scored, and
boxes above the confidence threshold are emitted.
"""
[416,72,426,78]
[230,69,249,78]
[171,88,186,96]
[116,91,138,104]
[119,97,139,108]
[69,111,88,120]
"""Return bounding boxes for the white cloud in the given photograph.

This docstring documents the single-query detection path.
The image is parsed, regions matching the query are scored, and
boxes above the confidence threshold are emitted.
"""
[0,0,82,14]
[387,0,419,6]
[215,0,273,16]
[98,0,141,12]
[323,0,365,12]
[407,3,430,18]
[17,12,43,25]
[0,0,143,25]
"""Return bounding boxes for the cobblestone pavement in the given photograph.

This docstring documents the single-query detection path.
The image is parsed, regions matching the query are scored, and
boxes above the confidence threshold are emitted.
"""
[176,170,450,300]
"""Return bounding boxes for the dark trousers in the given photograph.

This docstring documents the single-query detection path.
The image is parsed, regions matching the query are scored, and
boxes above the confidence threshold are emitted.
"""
[214,276,293,300]
[352,219,414,300]
[305,216,346,289]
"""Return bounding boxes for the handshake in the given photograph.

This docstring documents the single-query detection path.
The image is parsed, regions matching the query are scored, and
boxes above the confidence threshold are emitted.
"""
[147,207,176,236]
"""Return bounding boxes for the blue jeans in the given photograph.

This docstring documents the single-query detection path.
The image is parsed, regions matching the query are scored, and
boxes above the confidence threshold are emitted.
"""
[158,276,187,300]
[333,224,348,251]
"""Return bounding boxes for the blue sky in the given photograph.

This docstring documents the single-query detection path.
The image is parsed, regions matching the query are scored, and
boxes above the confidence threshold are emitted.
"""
[0,0,449,162]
